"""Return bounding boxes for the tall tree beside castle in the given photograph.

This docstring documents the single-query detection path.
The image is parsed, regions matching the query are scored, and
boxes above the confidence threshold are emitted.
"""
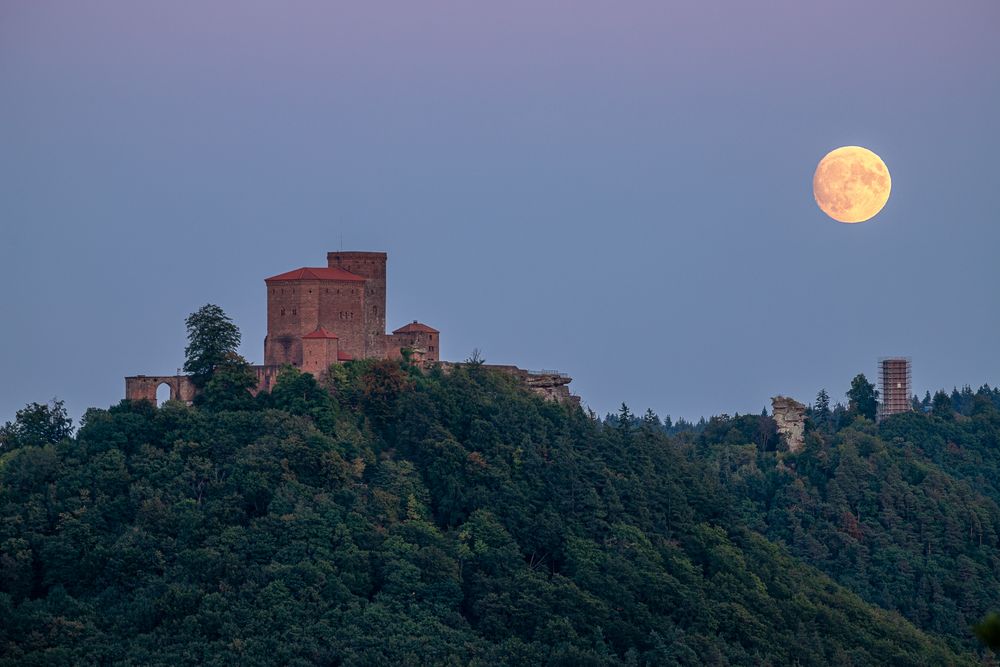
[183,304,242,387]
[846,373,879,421]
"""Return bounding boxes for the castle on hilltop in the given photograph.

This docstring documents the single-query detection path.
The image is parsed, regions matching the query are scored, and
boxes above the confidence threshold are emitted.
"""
[125,251,577,405]
[263,251,439,375]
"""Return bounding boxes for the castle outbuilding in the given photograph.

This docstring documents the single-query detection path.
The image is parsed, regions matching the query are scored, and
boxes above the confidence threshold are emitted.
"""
[387,321,440,363]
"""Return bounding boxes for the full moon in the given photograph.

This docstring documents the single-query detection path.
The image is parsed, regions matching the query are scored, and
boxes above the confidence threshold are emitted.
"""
[813,146,891,223]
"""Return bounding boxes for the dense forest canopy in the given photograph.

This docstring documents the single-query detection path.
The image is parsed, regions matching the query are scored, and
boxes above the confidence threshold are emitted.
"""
[2,355,1000,665]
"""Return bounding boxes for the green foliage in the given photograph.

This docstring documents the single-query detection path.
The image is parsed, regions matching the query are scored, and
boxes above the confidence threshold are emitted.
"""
[196,352,258,412]
[183,304,242,388]
[813,389,832,430]
[0,366,986,665]
[0,399,73,450]
[686,392,1000,657]
[846,373,878,421]
[268,366,337,432]
[974,612,1000,652]
[932,390,954,418]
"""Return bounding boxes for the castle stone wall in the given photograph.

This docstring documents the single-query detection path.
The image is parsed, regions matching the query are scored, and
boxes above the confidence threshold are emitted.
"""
[317,283,365,360]
[127,250,577,407]
[327,252,386,358]
[302,336,339,374]
[125,375,197,404]
[386,330,440,363]
[265,279,365,365]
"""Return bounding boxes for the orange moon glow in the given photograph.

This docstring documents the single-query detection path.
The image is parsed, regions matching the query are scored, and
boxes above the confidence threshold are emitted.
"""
[813,146,891,223]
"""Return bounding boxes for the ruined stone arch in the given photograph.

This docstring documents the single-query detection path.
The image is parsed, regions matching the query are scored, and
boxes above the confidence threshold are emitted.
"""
[155,382,172,405]
[124,375,197,405]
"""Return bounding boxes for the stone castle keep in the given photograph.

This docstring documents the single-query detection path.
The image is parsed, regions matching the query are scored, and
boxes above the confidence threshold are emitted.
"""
[126,251,576,404]
[262,251,439,375]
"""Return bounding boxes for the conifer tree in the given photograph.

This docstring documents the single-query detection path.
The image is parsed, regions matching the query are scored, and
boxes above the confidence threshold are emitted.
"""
[618,403,634,441]
[846,374,879,421]
[183,304,242,388]
[932,390,953,418]
[814,389,832,427]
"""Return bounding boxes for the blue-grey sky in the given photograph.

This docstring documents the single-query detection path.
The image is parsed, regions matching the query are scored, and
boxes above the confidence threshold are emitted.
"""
[2,1,999,424]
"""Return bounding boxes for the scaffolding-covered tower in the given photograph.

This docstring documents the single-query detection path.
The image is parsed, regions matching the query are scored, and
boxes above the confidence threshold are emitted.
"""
[878,357,912,421]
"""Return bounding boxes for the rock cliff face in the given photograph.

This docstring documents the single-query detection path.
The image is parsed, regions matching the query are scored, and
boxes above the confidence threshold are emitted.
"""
[510,368,578,405]
[436,362,579,406]
[771,396,806,453]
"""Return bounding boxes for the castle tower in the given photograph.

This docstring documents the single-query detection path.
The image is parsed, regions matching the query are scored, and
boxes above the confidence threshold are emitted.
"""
[127,249,451,402]
[260,251,437,370]
[327,252,387,358]
[301,327,340,375]
[264,266,368,366]
[878,357,912,421]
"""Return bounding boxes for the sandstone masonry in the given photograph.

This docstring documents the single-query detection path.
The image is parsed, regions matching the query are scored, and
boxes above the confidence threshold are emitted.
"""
[126,251,577,405]
[260,252,439,380]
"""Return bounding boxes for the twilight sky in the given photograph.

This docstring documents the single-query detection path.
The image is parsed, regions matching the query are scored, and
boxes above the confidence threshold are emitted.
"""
[2,1,999,424]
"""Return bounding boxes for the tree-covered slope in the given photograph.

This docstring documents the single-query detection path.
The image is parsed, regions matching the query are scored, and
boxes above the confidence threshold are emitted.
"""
[0,363,981,665]
[680,394,1000,655]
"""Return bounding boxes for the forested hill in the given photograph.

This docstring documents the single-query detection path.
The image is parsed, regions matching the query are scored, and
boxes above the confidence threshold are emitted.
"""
[0,361,992,665]
[676,384,1000,657]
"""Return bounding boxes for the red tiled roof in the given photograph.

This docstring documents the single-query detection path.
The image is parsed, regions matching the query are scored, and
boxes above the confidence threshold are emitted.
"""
[393,321,439,334]
[337,351,353,361]
[302,327,338,340]
[265,267,366,283]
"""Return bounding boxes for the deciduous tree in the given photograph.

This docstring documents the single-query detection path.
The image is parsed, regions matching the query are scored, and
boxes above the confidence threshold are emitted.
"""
[0,399,73,450]
[197,352,259,412]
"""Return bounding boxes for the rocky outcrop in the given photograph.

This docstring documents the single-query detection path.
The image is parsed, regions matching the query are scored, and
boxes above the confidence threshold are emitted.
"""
[520,369,578,405]
[435,362,579,406]
[771,395,806,453]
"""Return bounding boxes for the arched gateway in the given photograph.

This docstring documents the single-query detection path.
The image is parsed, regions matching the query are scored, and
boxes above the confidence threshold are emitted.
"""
[125,375,197,404]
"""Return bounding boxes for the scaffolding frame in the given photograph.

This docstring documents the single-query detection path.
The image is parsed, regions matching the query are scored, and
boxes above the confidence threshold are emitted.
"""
[878,357,912,421]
